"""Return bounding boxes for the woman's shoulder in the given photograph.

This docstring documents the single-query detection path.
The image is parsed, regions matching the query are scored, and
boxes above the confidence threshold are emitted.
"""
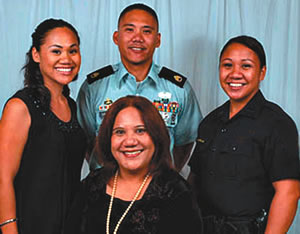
[81,168,107,201]
[6,87,30,104]
[149,169,192,200]
[2,88,33,117]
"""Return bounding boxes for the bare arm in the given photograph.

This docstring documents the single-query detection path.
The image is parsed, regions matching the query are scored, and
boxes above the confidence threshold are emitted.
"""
[0,98,31,234]
[265,179,300,234]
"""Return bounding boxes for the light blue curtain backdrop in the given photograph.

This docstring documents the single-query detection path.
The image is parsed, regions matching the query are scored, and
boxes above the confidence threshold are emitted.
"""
[0,0,299,232]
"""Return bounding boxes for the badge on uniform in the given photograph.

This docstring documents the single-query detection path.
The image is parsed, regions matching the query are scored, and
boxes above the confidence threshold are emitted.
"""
[98,98,113,118]
[153,92,180,127]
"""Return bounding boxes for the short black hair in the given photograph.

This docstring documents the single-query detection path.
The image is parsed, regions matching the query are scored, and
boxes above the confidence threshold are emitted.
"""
[220,35,266,68]
[117,3,159,31]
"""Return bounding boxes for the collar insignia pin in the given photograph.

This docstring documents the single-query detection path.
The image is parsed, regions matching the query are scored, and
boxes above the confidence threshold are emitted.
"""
[174,75,182,82]
[197,138,205,143]
[91,72,99,79]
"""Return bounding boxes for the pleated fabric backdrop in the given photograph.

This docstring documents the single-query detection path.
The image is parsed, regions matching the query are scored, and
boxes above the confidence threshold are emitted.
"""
[0,0,299,232]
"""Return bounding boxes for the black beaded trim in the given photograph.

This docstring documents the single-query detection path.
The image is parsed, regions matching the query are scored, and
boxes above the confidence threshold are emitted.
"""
[29,94,81,133]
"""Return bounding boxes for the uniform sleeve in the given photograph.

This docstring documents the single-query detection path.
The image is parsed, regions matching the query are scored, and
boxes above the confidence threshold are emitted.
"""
[264,116,300,182]
[76,81,97,144]
[174,80,203,146]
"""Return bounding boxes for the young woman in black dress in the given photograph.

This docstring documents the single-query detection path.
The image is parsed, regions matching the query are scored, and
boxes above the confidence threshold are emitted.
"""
[0,18,87,234]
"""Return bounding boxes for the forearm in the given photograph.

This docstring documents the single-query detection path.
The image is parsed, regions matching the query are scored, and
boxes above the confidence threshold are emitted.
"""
[265,189,300,233]
[0,181,18,234]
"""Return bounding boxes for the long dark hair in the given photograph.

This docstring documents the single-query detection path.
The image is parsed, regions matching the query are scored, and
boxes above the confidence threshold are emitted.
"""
[22,18,80,108]
[96,96,173,182]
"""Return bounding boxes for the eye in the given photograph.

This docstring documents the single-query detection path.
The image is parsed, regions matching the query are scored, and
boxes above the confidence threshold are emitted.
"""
[143,29,152,34]
[124,27,134,32]
[136,127,147,134]
[51,49,61,55]
[70,49,78,54]
[113,129,125,136]
[222,63,232,68]
[242,64,252,69]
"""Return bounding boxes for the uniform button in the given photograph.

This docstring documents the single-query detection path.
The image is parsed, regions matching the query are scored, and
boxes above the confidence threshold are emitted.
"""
[221,128,227,133]
[209,170,214,176]
[211,147,216,152]
[232,146,237,151]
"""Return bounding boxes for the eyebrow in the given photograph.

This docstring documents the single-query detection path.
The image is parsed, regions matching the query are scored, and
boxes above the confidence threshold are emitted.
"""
[241,58,255,63]
[112,124,145,130]
[48,43,78,49]
[122,23,155,30]
[135,125,146,128]
[221,58,255,63]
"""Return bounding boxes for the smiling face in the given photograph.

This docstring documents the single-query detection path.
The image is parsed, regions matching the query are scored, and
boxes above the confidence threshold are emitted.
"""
[111,106,155,175]
[113,9,161,71]
[219,42,266,108]
[32,27,81,89]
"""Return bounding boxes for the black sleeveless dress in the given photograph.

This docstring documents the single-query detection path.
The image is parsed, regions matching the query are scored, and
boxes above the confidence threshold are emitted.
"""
[10,88,87,234]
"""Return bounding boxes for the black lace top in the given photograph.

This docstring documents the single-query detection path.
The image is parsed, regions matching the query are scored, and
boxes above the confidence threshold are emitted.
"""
[64,168,203,234]
[10,88,87,234]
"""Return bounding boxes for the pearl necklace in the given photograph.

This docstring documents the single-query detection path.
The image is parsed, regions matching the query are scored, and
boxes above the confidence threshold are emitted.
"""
[106,170,150,234]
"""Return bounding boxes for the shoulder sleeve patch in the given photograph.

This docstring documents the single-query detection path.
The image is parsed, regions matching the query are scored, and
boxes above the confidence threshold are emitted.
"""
[158,67,187,88]
[87,65,115,84]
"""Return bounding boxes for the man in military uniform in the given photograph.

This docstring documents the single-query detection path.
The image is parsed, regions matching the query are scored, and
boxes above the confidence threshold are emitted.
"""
[77,3,202,178]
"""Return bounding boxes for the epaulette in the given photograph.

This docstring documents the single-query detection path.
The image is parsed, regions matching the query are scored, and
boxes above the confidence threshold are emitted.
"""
[87,65,115,84]
[158,67,187,88]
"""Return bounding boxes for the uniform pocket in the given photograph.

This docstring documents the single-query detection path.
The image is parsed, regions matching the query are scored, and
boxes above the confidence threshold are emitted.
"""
[217,143,257,180]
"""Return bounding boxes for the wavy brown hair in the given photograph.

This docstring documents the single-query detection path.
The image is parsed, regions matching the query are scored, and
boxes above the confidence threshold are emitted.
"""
[96,95,173,181]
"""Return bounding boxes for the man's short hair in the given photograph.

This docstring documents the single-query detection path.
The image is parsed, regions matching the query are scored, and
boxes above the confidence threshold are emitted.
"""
[118,3,159,31]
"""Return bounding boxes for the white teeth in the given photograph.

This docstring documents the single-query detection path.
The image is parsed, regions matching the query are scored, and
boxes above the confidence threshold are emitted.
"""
[124,150,142,155]
[56,68,72,72]
[132,48,143,51]
[230,83,243,87]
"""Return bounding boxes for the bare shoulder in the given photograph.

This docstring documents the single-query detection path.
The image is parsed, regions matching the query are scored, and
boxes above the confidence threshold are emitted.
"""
[0,97,31,129]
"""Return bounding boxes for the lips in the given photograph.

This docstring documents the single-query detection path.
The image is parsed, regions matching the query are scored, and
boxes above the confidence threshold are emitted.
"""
[56,67,73,72]
[132,47,143,51]
[129,45,146,52]
[228,83,245,87]
[123,150,143,157]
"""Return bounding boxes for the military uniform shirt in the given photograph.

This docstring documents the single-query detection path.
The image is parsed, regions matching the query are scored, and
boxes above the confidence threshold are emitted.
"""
[77,62,202,169]
[189,90,300,217]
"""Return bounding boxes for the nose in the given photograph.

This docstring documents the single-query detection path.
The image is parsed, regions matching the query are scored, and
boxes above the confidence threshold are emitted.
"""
[60,51,72,63]
[123,132,138,147]
[230,65,242,78]
[132,30,144,43]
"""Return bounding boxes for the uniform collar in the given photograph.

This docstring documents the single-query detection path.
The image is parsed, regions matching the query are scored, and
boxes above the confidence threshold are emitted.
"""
[115,62,158,88]
[218,90,266,121]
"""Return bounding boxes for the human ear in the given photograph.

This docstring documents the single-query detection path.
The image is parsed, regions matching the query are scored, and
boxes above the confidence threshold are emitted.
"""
[113,31,119,46]
[155,33,161,48]
[259,66,266,81]
[32,47,40,63]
